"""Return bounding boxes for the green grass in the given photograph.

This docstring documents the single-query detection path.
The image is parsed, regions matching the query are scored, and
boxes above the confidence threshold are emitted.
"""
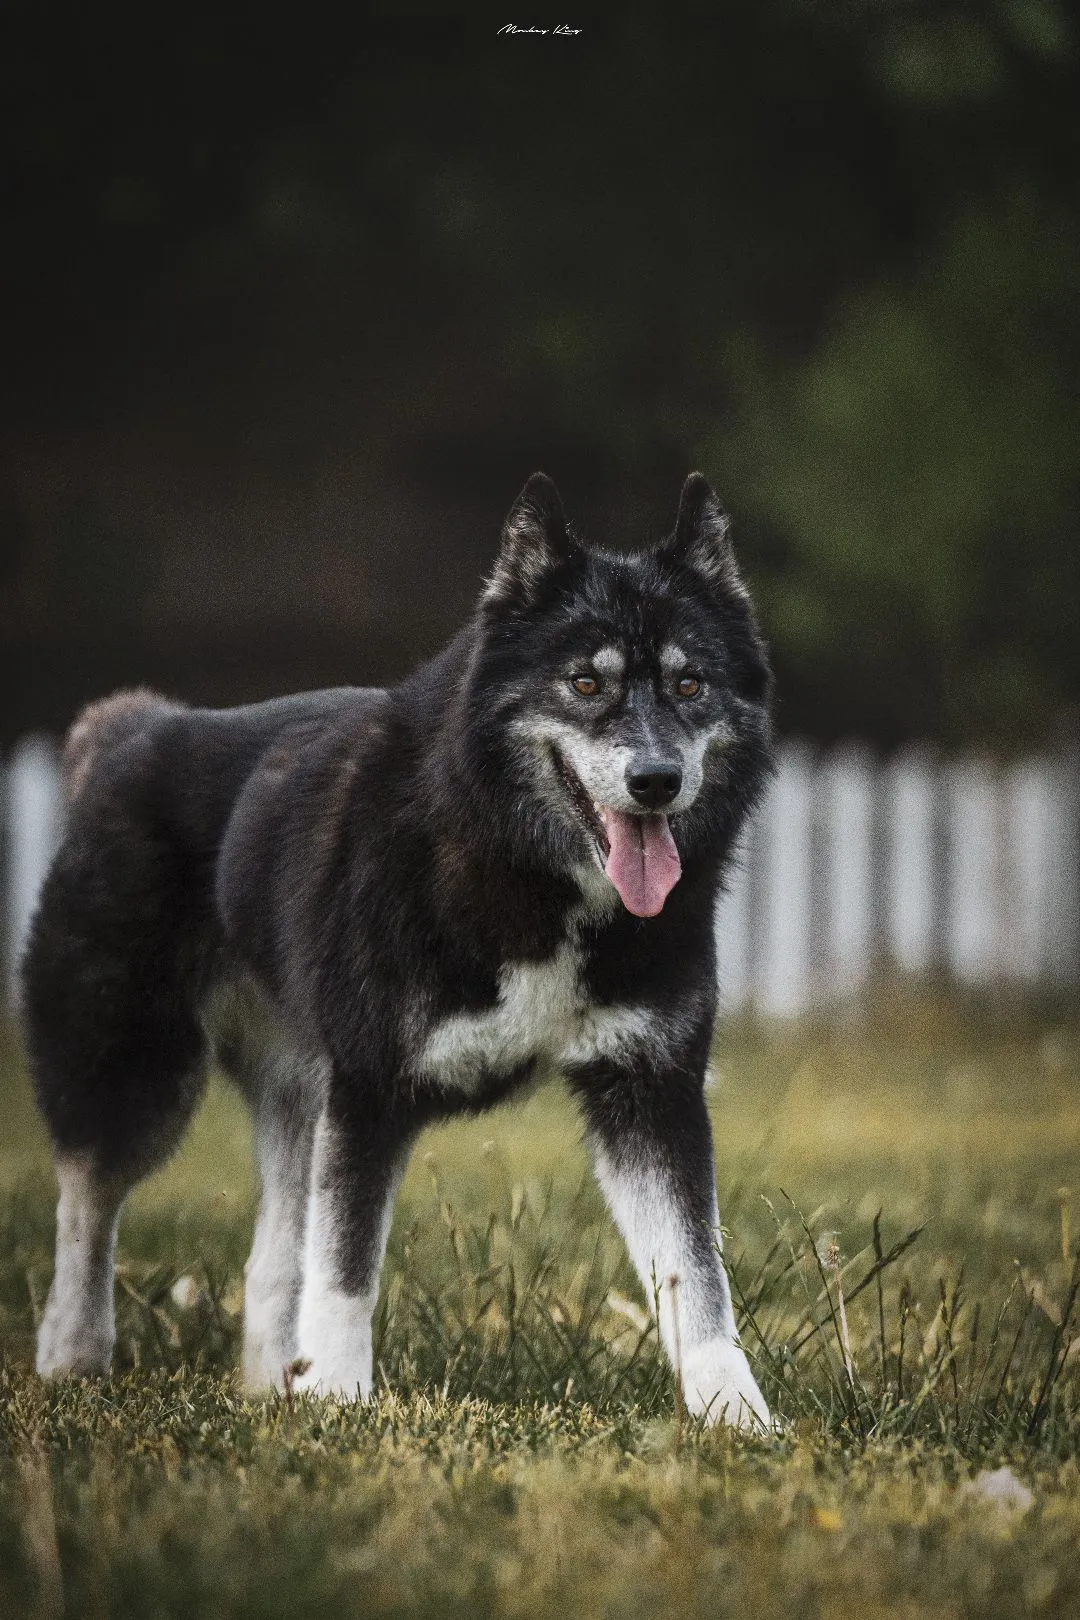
[3,993,1080,1617]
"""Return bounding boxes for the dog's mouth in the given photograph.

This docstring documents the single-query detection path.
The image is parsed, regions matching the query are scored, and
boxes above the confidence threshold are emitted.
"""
[553,748,610,861]
[552,749,682,918]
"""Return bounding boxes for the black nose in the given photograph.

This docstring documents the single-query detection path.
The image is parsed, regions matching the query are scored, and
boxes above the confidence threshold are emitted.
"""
[626,762,682,810]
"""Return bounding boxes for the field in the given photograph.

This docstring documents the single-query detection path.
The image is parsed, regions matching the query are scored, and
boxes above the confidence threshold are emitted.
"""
[3,993,1080,1619]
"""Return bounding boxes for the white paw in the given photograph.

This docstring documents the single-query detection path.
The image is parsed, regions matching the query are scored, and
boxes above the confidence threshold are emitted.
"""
[294,1275,376,1401]
[681,1337,770,1430]
[241,1343,292,1394]
[241,1287,300,1393]
[35,1312,113,1378]
[291,1361,371,1402]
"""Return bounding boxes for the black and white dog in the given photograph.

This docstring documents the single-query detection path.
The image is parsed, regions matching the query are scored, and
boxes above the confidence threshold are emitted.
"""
[24,472,773,1427]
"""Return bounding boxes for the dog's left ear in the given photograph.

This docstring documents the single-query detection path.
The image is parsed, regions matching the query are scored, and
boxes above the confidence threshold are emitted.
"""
[660,473,745,595]
[485,473,574,609]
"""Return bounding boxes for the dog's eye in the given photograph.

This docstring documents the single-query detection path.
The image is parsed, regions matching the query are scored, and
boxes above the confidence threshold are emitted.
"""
[676,675,701,699]
[571,674,600,697]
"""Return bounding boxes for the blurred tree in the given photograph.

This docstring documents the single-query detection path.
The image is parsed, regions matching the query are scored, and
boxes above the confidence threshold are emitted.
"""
[716,189,1080,746]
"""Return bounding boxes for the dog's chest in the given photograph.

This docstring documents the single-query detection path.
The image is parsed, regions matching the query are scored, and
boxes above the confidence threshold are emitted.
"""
[416,937,652,1095]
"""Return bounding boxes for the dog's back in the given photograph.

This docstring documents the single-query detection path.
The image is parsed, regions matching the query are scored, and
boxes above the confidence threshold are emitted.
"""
[61,688,175,803]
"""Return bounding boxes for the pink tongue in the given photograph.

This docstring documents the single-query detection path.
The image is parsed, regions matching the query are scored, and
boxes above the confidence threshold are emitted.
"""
[599,810,682,917]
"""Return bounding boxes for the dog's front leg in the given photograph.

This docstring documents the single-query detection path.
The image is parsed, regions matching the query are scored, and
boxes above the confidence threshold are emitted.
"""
[572,1062,769,1430]
[293,1097,413,1400]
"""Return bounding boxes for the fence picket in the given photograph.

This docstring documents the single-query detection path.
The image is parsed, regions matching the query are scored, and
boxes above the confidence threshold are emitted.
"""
[945,758,1000,986]
[1046,754,1080,986]
[1002,758,1055,984]
[715,834,752,1012]
[886,747,937,978]
[757,741,815,1018]
[4,736,63,1002]
[820,744,876,1004]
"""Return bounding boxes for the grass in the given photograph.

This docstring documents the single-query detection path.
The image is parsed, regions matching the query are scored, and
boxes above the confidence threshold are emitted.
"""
[2,991,1080,1617]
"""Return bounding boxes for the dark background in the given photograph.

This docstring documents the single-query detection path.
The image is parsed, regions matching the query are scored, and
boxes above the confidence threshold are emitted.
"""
[4,3,1078,749]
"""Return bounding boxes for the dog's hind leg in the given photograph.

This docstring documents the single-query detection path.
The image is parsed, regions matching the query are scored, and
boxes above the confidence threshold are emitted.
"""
[241,1086,318,1391]
[26,814,211,1378]
[32,1030,207,1378]
[34,1038,207,1379]
[33,1023,207,1380]
[207,990,322,1392]
[36,1158,128,1376]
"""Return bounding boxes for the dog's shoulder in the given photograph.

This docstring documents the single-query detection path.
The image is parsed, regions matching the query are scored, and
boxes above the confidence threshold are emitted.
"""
[212,686,390,908]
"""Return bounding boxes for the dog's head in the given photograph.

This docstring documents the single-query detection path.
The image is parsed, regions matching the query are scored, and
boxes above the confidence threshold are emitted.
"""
[468,472,772,917]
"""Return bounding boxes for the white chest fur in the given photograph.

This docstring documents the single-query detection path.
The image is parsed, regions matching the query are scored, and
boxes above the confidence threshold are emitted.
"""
[416,939,654,1094]
[415,882,657,1094]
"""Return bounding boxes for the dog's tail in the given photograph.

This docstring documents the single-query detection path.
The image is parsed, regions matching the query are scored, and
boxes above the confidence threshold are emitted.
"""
[62,688,178,803]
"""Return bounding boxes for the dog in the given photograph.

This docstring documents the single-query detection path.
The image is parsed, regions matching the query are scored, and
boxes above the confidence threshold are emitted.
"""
[23,471,773,1427]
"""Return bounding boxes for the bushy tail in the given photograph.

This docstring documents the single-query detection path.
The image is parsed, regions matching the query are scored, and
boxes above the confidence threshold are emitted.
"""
[62,688,177,802]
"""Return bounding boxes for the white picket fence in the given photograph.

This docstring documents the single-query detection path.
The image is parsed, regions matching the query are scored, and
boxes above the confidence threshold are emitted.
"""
[715,741,1080,1014]
[3,735,1079,1015]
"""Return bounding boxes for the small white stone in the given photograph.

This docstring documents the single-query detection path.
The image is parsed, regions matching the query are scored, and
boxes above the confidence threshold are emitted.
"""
[170,1275,201,1311]
[968,1467,1034,1516]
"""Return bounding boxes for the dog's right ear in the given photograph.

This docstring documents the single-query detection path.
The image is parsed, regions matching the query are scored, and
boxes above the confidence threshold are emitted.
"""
[484,473,574,610]
[659,472,747,598]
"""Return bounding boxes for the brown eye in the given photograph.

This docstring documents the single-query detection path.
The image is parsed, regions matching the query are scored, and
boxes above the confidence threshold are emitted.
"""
[676,675,701,699]
[571,674,600,697]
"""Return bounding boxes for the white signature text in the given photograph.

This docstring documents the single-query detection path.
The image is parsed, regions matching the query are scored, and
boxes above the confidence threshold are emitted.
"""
[498,24,582,36]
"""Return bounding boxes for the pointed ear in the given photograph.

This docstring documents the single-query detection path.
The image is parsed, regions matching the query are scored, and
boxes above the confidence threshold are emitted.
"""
[484,472,574,609]
[660,473,745,594]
